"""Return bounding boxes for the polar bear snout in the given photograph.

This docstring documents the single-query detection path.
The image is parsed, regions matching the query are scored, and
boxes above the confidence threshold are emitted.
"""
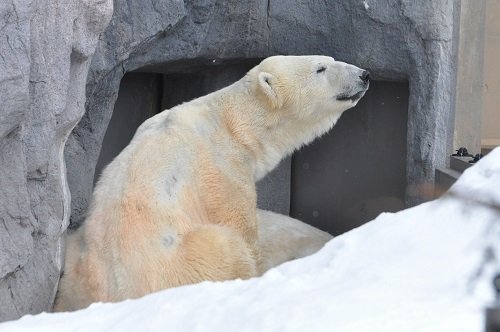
[359,70,370,85]
[336,66,370,102]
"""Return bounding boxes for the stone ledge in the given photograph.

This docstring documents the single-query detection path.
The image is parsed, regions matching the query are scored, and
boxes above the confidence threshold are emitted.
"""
[450,156,473,173]
[435,167,462,191]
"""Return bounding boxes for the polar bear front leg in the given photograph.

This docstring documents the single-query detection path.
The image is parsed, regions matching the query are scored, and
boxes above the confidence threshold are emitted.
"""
[256,209,333,272]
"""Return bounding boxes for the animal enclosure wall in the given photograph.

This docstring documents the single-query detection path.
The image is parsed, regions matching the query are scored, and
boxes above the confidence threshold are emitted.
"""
[95,66,408,235]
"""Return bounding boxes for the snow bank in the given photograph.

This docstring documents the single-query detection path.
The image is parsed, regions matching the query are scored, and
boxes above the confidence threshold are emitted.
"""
[2,148,500,332]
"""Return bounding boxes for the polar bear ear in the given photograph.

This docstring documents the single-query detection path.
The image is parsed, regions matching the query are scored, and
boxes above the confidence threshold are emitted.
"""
[258,72,283,109]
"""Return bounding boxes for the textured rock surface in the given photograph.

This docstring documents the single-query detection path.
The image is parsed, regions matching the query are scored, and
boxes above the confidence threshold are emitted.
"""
[67,0,460,228]
[0,0,112,321]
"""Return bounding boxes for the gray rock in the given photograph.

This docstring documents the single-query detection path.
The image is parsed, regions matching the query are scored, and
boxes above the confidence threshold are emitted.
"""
[0,0,112,321]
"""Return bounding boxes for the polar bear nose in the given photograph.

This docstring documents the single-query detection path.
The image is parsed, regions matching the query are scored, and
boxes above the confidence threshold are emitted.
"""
[360,70,370,84]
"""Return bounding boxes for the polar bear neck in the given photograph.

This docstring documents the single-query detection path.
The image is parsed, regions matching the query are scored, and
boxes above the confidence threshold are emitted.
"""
[198,81,344,182]
[251,111,343,181]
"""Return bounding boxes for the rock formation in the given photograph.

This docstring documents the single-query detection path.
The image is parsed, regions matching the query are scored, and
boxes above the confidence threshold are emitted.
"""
[0,0,112,320]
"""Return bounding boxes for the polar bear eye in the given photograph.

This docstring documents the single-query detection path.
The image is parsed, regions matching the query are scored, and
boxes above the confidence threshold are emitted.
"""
[316,66,327,74]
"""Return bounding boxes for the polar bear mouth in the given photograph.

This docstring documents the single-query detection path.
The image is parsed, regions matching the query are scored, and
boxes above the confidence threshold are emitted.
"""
[336,90,366,102]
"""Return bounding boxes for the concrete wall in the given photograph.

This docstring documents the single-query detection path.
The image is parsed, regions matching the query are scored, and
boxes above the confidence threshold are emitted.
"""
[453,0,500,154]
[94,74,161,183]
[482,0,500,147]
[291,82,408,235]
[453,0,486,155]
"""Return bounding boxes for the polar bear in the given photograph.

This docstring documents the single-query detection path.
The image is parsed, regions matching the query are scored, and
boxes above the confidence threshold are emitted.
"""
[256,210,333,271]
[54,55,369,311]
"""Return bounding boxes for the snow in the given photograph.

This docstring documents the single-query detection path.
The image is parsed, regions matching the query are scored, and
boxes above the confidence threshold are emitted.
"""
[2,148,500,332]
[363,0,370,10]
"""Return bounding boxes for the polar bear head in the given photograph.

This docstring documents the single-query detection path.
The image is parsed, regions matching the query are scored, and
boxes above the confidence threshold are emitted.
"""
[253,55,369,118]
[241,55,369,179]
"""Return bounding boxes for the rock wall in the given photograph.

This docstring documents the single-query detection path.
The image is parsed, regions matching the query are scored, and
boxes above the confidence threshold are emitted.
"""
[0,0,112,321]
